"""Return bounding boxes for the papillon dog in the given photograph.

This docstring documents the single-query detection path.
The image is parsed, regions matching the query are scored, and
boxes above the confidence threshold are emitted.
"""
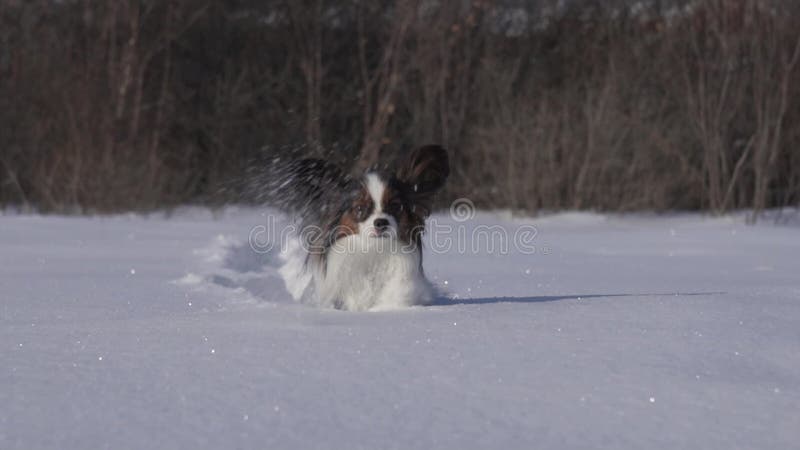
[274,145,449,311]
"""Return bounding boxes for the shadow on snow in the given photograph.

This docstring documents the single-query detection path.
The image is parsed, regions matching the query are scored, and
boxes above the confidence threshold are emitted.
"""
[430,291,726,306]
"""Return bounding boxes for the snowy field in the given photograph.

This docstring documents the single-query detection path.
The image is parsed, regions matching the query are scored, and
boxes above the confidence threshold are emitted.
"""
[1,208,798,449]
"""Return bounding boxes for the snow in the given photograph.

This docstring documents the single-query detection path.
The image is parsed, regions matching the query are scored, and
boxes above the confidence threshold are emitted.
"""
[1,208,799,449]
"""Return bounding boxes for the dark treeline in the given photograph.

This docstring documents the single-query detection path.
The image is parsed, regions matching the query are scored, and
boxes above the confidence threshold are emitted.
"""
[1,0,799,216]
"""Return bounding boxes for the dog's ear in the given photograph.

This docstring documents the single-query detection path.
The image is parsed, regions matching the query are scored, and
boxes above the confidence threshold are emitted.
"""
[395,145,449,218]
[268,157,354,226]
[396,145,449,195]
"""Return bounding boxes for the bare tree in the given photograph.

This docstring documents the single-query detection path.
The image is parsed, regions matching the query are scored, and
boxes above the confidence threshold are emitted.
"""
[286,0,324,152]
[356,0,419,170]
[748,11,800,221]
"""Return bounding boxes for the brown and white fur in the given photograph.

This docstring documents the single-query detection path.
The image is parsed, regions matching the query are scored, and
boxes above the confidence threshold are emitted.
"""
[276,145,449,311]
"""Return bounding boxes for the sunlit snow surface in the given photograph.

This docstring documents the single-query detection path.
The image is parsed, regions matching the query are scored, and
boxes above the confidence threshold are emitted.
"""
[1,208,798,449]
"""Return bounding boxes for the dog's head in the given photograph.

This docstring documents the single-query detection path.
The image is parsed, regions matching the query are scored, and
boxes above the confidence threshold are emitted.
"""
[336,145,449,245]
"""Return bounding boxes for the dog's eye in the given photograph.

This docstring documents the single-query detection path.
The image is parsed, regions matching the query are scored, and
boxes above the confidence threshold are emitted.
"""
[353,205,367,220]
[387,200,404,214]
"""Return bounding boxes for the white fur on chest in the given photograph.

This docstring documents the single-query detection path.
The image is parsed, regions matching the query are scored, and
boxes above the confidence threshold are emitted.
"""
[314,235,434,311]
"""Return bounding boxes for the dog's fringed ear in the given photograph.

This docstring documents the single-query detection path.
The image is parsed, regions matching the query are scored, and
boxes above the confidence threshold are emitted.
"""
[395,145,449,218]
[267,157,354,229]
[396,145,450,195]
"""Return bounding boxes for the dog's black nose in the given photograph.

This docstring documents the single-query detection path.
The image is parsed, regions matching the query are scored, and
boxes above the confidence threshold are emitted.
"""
[373,218,389,229]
